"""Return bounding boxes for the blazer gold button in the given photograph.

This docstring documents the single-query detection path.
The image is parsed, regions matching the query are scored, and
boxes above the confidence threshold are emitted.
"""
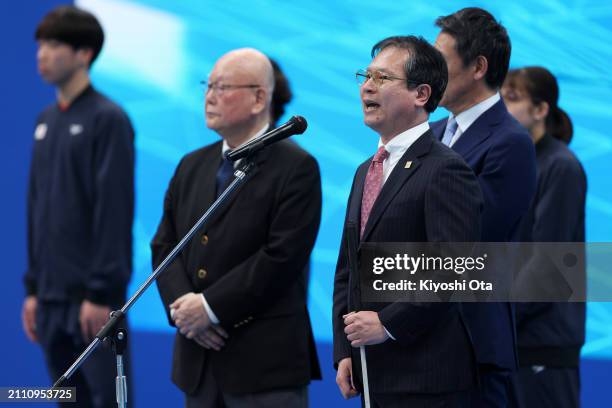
[201,234,209,245]
[197,268,207,279]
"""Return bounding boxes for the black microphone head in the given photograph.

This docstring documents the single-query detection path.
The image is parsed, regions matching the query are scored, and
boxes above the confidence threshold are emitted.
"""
[290,115,308,134]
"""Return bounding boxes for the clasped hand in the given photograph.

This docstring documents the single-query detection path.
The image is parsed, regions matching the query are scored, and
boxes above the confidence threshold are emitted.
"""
[171,292,228,351]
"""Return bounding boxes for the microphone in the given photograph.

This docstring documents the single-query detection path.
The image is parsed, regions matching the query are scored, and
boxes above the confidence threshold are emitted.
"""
[226,115,308,162]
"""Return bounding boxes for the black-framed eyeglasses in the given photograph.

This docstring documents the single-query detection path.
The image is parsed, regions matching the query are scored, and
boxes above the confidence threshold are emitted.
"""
[200,80,261,95]
[355,69,417,87]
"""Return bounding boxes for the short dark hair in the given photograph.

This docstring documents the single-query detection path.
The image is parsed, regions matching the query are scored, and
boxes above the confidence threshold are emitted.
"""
[268,58,293,127]
[505,67,573,144]
[435,7,511,90]
[35,5,105,66]
[371,35,448,113]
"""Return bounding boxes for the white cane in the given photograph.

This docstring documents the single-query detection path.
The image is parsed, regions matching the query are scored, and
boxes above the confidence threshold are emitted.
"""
[345,224,371,406]
[360,345,371,408]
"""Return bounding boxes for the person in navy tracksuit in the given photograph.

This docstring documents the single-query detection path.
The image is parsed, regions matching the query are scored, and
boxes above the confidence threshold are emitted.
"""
[502,66,586,408]
[22,6,134,407]
[431,8,537,407]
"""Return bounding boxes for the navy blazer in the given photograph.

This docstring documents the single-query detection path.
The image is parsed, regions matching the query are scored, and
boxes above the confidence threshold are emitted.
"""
[431,99,537,370]
[515,134,587,367]
[333,130,483,394]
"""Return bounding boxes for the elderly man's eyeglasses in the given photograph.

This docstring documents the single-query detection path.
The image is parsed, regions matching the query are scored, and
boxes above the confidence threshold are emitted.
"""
[356,69,415,87]
[201,80,261,95]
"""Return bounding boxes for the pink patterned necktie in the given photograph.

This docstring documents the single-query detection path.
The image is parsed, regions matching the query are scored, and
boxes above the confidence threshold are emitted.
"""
[360,146,389,237]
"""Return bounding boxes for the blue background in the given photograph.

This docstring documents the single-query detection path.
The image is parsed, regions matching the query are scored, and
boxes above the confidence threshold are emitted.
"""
[3,0,611,406]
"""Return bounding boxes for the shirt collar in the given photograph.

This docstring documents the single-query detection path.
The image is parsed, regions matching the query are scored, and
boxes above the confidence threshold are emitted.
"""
[222,123,269,156]
[450,92,500,134]
[378,120,430,154]
[58,84,95,112]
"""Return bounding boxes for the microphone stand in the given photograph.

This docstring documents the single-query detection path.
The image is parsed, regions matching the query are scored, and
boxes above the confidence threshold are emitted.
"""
[52,160,256,407]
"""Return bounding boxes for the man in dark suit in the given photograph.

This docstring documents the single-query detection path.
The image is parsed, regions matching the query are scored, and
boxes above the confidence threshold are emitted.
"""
[333,35,483,407]
[431,8,537,407]
[152,48,322,407]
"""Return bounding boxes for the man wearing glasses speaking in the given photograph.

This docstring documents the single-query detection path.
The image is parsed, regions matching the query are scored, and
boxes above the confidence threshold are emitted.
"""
[152,48,322,407]
[333,36,482,406]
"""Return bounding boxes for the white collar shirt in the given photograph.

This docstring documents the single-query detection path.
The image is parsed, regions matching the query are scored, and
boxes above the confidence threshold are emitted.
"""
[446,92,500,147]
[221,124,269,165]
[378,120,430,184]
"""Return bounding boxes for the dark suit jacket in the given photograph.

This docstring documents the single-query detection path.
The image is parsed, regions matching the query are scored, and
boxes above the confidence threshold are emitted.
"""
[333,130,483,394]
[515,134,586,367]
[152,139,322,394]
[431,99,537,370]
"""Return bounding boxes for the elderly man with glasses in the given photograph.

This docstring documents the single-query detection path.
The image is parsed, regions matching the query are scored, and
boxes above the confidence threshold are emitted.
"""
[152,48,322,408]
[333,36,483,407]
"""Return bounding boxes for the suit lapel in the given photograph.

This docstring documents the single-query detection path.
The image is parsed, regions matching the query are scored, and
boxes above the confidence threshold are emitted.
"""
[196,142,222,216]
[451,100,506,157]
[206,145,269,226]
[348,162,369,227]
[361,130,433,241]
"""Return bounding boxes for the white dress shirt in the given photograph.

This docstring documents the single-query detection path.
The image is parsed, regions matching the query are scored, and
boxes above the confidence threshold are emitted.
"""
[376,120,430,340]
[378,120,430,184]
[445,92,500,147]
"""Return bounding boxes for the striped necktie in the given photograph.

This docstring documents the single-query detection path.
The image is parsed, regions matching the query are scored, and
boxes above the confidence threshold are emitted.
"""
[442,117,458,146]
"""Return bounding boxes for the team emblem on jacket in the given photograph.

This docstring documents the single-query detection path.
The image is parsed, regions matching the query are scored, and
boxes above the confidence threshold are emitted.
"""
[69,124,84,135]
[34,123,47,140]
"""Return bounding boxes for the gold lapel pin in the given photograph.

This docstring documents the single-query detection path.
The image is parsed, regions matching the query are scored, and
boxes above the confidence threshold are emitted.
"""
[405,161,413,169]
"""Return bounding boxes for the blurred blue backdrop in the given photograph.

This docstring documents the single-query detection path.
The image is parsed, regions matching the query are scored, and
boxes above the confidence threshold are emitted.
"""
[3,0,611,406]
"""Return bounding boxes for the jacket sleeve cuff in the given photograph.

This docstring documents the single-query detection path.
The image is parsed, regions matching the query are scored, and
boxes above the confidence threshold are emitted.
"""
[333,336,352,369]
[85,286,126,307]
[378,306,417,345]
[85,289,111,305]
[24,277,37,296]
